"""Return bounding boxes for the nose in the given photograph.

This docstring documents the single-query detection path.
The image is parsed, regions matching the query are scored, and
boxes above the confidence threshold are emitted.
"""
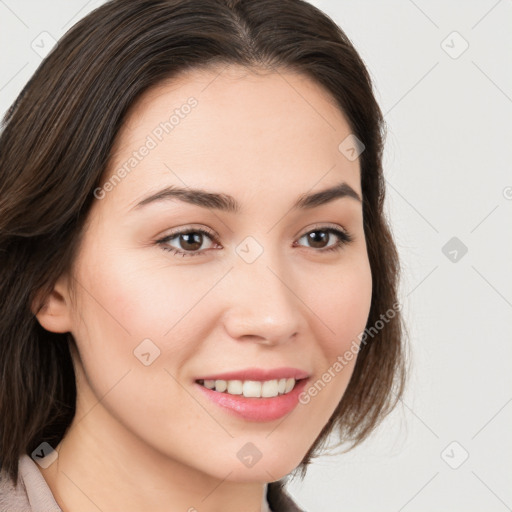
[220,249,305,346]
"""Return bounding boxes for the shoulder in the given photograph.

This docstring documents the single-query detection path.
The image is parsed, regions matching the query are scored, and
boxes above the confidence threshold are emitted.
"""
[0,461,31,512]
[0,455,61,512]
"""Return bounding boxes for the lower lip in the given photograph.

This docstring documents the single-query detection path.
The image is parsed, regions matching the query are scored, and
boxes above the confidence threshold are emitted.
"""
[195,379,309,422]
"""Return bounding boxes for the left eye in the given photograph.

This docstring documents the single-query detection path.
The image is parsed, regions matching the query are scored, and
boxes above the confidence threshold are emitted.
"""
[295,228,351,250]
[156,226,353,257]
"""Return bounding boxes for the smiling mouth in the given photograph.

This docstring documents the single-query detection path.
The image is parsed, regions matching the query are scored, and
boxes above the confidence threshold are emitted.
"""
[196,378,302,398]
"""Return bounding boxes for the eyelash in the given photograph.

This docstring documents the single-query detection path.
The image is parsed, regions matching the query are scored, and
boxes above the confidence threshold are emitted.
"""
[155,225,353,258]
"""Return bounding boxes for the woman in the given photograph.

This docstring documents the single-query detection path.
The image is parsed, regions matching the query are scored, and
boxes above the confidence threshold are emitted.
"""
[0,0,407,510]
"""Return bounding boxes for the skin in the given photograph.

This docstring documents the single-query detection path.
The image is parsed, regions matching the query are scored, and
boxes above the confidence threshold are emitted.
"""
[34,64,373,512]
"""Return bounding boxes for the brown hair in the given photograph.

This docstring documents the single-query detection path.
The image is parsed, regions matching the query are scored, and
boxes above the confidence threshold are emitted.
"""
[0,0,407,488]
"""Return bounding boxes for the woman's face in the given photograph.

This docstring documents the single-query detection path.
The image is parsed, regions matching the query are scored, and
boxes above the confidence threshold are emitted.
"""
[58,65,372,482]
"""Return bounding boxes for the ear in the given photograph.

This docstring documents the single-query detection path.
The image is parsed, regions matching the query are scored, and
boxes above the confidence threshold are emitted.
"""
[32,275,74,333]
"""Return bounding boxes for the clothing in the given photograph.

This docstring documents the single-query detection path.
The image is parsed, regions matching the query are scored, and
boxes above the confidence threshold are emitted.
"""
[0,455,304,512]
[0,455,61,512]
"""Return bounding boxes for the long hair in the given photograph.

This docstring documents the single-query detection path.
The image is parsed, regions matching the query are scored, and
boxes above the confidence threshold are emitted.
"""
[0,0,407,486]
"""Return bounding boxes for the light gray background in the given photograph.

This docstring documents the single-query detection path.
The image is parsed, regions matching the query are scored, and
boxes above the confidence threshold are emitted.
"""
[1,1,511,511]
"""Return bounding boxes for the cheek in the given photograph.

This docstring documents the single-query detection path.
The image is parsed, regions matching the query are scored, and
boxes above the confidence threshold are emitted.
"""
[69,246,229,410]
[302,253,373,355]
[289,254,372,419]
[68,254,203,447]
[76,244,220,342]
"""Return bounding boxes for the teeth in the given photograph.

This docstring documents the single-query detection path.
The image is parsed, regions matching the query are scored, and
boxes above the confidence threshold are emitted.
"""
[215,380,227,392]
[204,380,215,389]
[261,379,279,397]
[227,380,243,395]
[284,377,295,393]
[199,377,297,397]
[243,380,262,398]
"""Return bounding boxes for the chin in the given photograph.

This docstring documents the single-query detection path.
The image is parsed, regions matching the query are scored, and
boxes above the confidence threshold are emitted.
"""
[226,443,308,483]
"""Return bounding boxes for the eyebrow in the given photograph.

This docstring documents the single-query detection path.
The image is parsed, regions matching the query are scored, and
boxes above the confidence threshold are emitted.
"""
[130,180,361,214]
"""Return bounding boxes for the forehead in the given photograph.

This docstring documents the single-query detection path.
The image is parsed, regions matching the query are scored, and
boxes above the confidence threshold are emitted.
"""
[103,64,361,209]
[123,64,346,129]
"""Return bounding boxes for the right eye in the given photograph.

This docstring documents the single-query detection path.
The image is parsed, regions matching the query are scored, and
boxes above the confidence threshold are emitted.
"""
[156,227,220,257]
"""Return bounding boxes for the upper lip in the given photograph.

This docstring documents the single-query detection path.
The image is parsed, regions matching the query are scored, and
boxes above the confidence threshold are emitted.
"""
[196,367,310,382]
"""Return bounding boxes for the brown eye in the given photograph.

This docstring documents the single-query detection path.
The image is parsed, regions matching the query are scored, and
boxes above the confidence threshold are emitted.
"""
[177,232,204,251]
[304,230,330,249]
[157,228,218,257]
[296,227,352,252]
